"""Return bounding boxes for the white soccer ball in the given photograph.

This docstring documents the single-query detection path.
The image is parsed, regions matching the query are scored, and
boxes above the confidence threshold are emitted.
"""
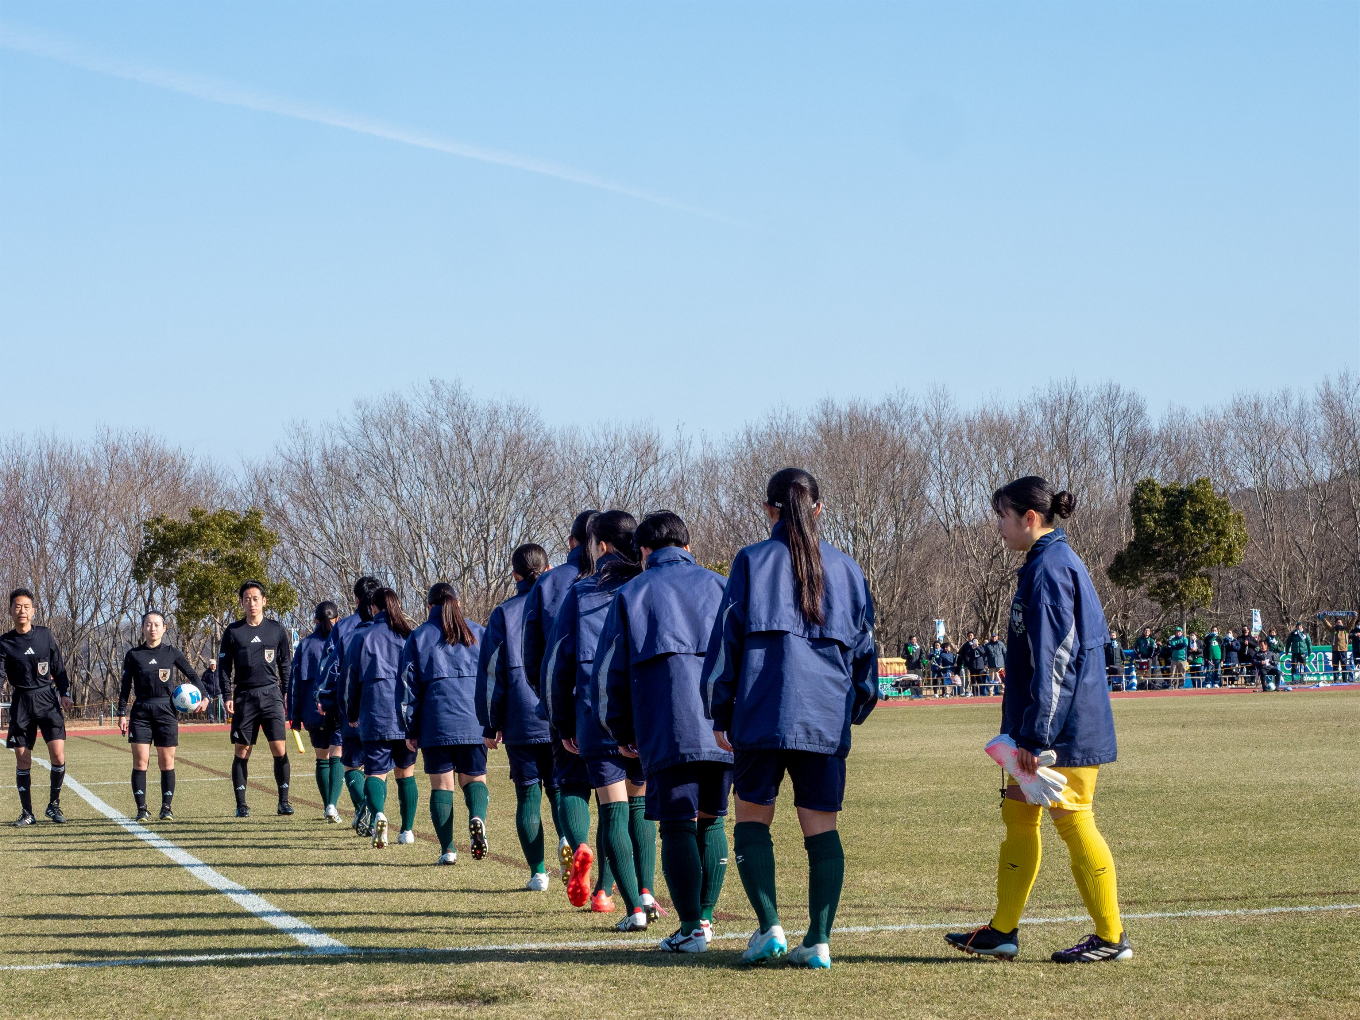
[173,683,202,712]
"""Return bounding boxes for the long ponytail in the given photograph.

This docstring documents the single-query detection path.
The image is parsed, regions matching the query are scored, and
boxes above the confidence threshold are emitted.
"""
[588,510,642,582]
[427,582,476,646]
[375,587,414,639]
[767,467,825,625]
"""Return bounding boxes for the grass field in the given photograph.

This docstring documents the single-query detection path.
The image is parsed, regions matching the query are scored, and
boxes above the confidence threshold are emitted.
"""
[0,691,1356,1019]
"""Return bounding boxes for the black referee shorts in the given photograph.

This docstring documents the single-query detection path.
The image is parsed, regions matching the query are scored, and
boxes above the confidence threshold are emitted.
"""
[128,698,179,748]
[229,686,288,746]
[6,687,66,750]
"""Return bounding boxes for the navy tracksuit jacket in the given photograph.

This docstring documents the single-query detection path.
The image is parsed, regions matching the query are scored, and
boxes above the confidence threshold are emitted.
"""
[400,608,486,747]
[1000,529,1117,767]
[344,612,408,742]
[521,546,586,695]
[478,578,549,745]
[315,612,367,737]
[288,629,329,728]
[702,521,878,756]
[598,547,733,778]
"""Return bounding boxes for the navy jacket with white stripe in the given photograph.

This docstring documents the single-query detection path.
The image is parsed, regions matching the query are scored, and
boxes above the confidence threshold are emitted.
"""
[520,546,586,696]
[401,609,487,747]
[344,612,409,742]
[1001,529,1117,767]
[288,629,329,727]
[476,579,549,745]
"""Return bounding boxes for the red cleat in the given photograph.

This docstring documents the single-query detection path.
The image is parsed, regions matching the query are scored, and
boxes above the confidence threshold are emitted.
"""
[590,889,616,913]
[567,843,593,908]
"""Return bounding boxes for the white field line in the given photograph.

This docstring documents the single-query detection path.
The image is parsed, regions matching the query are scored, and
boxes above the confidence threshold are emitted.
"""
[30,758,346,954]
[1,901,1354,972]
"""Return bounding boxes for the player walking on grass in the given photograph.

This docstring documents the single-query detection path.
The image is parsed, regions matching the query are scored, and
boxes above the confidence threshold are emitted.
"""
[3,589,73,825]
[345,588,417,849]
[402,583,486,863]
[479,544,562,888]
[290,602,345,822]
[117,611,204,821]
[704,469,878,970]
[548,510,658,931]
[945,476,1132,965]
[317,577,383,834]
[601,511,732,953]
[220,581,295,818]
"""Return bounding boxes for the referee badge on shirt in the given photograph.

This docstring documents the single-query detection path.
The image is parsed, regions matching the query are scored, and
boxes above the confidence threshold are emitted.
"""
[159,669,171,683]
[37,661,48,676]
[264,649,275,664]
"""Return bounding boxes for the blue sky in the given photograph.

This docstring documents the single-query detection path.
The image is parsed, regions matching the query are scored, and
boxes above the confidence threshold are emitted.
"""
[2,2,1356,461]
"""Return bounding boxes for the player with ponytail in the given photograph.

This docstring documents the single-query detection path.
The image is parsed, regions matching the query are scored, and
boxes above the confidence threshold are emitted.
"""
[703,468,878,969]
[945,476,1131,964]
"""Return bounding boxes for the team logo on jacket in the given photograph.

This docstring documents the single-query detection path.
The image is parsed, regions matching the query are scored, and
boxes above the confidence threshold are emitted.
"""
[37,661,48,676]
[264,649,275,664]
[1009,600,1026,636]
[159,669,171,683]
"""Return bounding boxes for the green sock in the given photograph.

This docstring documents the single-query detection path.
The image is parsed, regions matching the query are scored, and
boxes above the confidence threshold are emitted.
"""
[515,782,547,873]
[660,819,702,933]
[345,768,367,813]
[397,776,419,833]
[734,821,780,932]
[629,796,656,895]
[364,775,387,816]
[595,805,615,894]
[804,829,845,946]
[559,787,592,849]
[313,759,328,802]
[696,816,728,922]
[327,756,345,808]
[463,779,489,821]
[429,789,455,852]
[600,801,641,912]
[548,786,566,843]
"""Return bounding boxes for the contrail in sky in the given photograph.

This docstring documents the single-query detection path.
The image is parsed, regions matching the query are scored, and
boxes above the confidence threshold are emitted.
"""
[0,22,725,221]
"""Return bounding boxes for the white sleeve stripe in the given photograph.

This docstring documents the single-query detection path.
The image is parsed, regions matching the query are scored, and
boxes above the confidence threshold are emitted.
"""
[1044,622,1076,743]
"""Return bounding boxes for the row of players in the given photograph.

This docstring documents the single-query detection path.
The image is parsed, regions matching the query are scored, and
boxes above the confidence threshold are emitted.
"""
[3,469,1131,966]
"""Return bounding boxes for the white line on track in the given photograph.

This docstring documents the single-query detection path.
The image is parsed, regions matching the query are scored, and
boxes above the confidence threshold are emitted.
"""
[30,758,347,955]
[1,901,1353,971]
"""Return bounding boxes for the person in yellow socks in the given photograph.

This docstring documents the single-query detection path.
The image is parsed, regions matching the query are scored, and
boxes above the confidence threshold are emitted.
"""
[946,476,1131,964]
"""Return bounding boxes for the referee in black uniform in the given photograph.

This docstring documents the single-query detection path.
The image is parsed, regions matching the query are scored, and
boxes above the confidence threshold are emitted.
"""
[219,581,294,817]
[118,610,203,821]
[2,588,73,825]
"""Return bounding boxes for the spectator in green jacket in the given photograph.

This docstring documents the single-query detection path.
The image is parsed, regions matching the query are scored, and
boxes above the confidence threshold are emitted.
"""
[1203,627,1224,687]
[1285,624,1312,684]
[1134,627,1156,681]
[1167,628,1189,686]
[1187,631,1203,687]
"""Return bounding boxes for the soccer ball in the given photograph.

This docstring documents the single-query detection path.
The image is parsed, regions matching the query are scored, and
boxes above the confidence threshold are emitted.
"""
[172,684,202,712]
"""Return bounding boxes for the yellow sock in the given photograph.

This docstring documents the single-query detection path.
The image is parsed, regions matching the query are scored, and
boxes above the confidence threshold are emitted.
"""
[991,796,1042,933]
[1053,810,1122,942]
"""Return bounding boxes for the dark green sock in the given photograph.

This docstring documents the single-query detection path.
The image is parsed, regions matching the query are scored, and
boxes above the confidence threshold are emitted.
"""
[600,801,641,912]
[734,821,780,931]
[696,816,728,922]
[804,829,845,946]
[397,776,419,832]
[327,756,345,808]
[516,782,546,873]
[548,786,566,842]
[430,789,455,852]
[364,775,387,816]
[345,768,367,813]
[595,806,615,894]
[314,759,328,803]
[463,779,489,821]
[628,796,656,894]
[559,787,591,848]
[659,819,702,933]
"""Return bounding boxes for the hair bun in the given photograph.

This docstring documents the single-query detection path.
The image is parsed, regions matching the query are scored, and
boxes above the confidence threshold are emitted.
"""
[1051,490,1076,519]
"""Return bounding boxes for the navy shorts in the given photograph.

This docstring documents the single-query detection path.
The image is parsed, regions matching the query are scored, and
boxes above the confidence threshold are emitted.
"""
[506,743,557,789]
[552,736,590,788]
[645,760,733,822]
[422,743,488,776]
[584,752,644,789]
[734,749,846,813]
[340,730,365,768]
[306,724,343,751]
[363,739,418,776]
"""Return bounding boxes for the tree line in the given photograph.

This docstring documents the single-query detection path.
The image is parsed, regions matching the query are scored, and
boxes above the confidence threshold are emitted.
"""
[2,372,1356,709]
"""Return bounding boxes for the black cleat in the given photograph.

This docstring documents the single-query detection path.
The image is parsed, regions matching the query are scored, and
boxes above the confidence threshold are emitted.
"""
[1052,932,1133,963]
[159,806,175,821]
[135,806,151,822]
[469,816,489,860]
[945,925,1019,960]
[236,805,251,818]
[12,811,36,827]
[45,802,66,824]
[277,801,295,816]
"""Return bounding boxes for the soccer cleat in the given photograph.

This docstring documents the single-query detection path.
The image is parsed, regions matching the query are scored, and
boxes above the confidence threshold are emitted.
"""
[45,802,66,824]
[566,844,594,908]
[526,871,551,892]
[277,800,295,816]
[159,806,175,821]
[787,943,832,970]
[12,811,35,827]
[397,829,415,845]
[742,925,788,964]
[1051,932,1133,964]
[699,919,713,944]
[324,804,341,823]
[437,850,458,865]
[351,807,363,830]
[372,812,389,848]
[135,806,151,822]
[469,817,489,860]
[235,805,250,818]
[590,889,616,913]
[640,889,663,923]
[945,925,1019,960]
[356,807,373,837]
[658,928,707,953]
[558,835,573,880]
[613,909,649,932]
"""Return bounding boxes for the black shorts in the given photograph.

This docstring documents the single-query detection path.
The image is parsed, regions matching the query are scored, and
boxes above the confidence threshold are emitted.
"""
[128,698,178,747]
[306,724,343,751]
[584,752,645,789]
[645,760,733,821]
[421,743,487,776]
[734,748,847,813]
[506,742,557,789]
[5,687,66,749]
[229,686,287,746]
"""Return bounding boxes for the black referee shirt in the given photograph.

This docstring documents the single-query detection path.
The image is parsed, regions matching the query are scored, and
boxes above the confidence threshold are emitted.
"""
[118,643,198,715]
[0,626,70,696]
[218,618,292,700]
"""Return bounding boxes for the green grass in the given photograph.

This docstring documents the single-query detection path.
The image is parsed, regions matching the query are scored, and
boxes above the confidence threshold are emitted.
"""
[0,692,1356,1018]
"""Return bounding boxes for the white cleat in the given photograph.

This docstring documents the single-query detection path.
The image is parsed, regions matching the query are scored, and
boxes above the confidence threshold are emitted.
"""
[324,805,341,823]
[658,928,708,953]
[742,925,788,964]
[371,812,389,849]
[613,909,649,933]
[437,850,457,865]
[699,919,714,944]
[787,942,832,970]
[526,871,551,892]
[397,829,415,845]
